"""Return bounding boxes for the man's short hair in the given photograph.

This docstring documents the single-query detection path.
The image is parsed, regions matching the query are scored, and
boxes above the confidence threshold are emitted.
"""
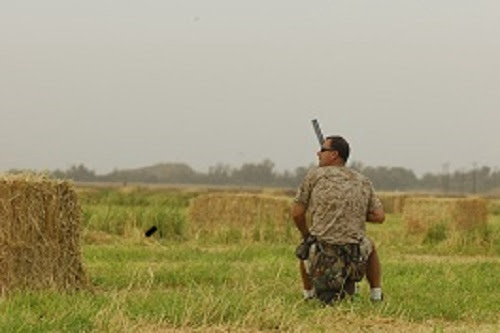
[326,135,350,162]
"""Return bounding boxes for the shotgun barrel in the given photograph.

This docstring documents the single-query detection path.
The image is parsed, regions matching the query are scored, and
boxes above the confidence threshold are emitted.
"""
[311,119,324,147]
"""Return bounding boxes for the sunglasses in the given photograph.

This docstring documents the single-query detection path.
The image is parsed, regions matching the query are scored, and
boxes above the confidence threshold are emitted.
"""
[319,147,336,153]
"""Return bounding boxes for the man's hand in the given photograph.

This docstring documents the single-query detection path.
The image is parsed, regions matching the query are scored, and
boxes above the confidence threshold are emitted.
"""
[295,234,317,260]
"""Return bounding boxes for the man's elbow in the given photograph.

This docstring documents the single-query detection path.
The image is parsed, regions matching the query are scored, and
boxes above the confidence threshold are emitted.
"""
[291,203,306,222]
[368,209,385,223]
[375,211,385,223]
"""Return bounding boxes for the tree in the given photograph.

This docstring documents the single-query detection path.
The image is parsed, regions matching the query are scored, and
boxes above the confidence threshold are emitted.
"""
[232,159,276,185]
[207,163,233,184]
[58,164,97,181]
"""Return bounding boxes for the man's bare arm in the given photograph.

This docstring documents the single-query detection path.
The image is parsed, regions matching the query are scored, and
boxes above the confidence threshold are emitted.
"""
[367,207,385,224]
[292,202,310,238]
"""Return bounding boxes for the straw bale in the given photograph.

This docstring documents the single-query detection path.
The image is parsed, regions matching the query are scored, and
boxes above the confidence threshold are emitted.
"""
[487,199,500,215]
[376,192,409,214]
[402,197,488,233]
[0,173,87,293]
[187,193,294,239]
[376,192,436,214]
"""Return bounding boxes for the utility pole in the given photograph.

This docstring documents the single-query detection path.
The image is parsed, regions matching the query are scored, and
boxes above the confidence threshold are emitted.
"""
[460,168,465,195]
[442,163,450,194]
[472,162,477,194]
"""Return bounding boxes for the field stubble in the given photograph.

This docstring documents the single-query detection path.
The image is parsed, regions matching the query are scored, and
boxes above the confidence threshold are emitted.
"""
[0,187,499,332]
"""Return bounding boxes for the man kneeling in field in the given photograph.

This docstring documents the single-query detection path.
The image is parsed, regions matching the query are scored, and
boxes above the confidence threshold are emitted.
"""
[292,135,385,304]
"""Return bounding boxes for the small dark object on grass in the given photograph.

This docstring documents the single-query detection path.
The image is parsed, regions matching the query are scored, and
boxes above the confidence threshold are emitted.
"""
[145,226,158,237]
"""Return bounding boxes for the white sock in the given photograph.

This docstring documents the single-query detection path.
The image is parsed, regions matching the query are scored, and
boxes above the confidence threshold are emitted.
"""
[303,289,315,299]
[370,287,382,300]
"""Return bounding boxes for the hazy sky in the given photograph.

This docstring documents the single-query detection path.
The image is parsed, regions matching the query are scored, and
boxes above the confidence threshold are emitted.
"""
[1,1,499,176]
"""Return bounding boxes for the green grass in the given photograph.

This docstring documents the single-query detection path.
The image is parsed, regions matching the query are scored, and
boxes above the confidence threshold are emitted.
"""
[83,242,500,323]
[367,213,499,257]
[80,188,194,240]
[2,241,498,331]
[1,188,499,332]
[0,290,104,332]
[82,204,186,239]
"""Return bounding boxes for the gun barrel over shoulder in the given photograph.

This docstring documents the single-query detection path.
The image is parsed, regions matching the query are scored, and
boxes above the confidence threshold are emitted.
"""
[311,119,324,147]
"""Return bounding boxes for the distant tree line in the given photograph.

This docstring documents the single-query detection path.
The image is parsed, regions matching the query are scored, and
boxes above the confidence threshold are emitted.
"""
[47,160,310,188]
[10,160,500,194]
[349,162,500,194]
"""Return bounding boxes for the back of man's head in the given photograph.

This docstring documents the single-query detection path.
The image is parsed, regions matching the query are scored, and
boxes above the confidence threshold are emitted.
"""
[326,135,350,163]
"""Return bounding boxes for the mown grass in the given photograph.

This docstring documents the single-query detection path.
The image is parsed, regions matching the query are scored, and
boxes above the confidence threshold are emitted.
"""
[0,187,499,332]
[1,241,498,332]
[80,188,194,240]
[369,213,500,257]
[83,242,499,323]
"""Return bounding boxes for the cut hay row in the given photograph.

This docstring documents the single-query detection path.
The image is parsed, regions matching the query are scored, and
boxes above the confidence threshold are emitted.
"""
[187,193,295,241]
[0,173,87,294]
[402,197,488,234]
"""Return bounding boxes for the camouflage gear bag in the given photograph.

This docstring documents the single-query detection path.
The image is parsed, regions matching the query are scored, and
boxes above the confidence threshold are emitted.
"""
[309,242,367,304]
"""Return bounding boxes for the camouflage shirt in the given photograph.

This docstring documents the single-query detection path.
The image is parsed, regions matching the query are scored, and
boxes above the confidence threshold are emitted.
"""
[294,166,382,244]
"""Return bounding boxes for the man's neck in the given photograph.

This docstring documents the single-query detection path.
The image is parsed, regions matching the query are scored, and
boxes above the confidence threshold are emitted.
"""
[322,163,345,168]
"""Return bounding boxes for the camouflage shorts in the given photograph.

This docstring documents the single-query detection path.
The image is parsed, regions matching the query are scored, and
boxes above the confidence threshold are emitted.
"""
[305,236,374,270]
[306,237,374,303]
